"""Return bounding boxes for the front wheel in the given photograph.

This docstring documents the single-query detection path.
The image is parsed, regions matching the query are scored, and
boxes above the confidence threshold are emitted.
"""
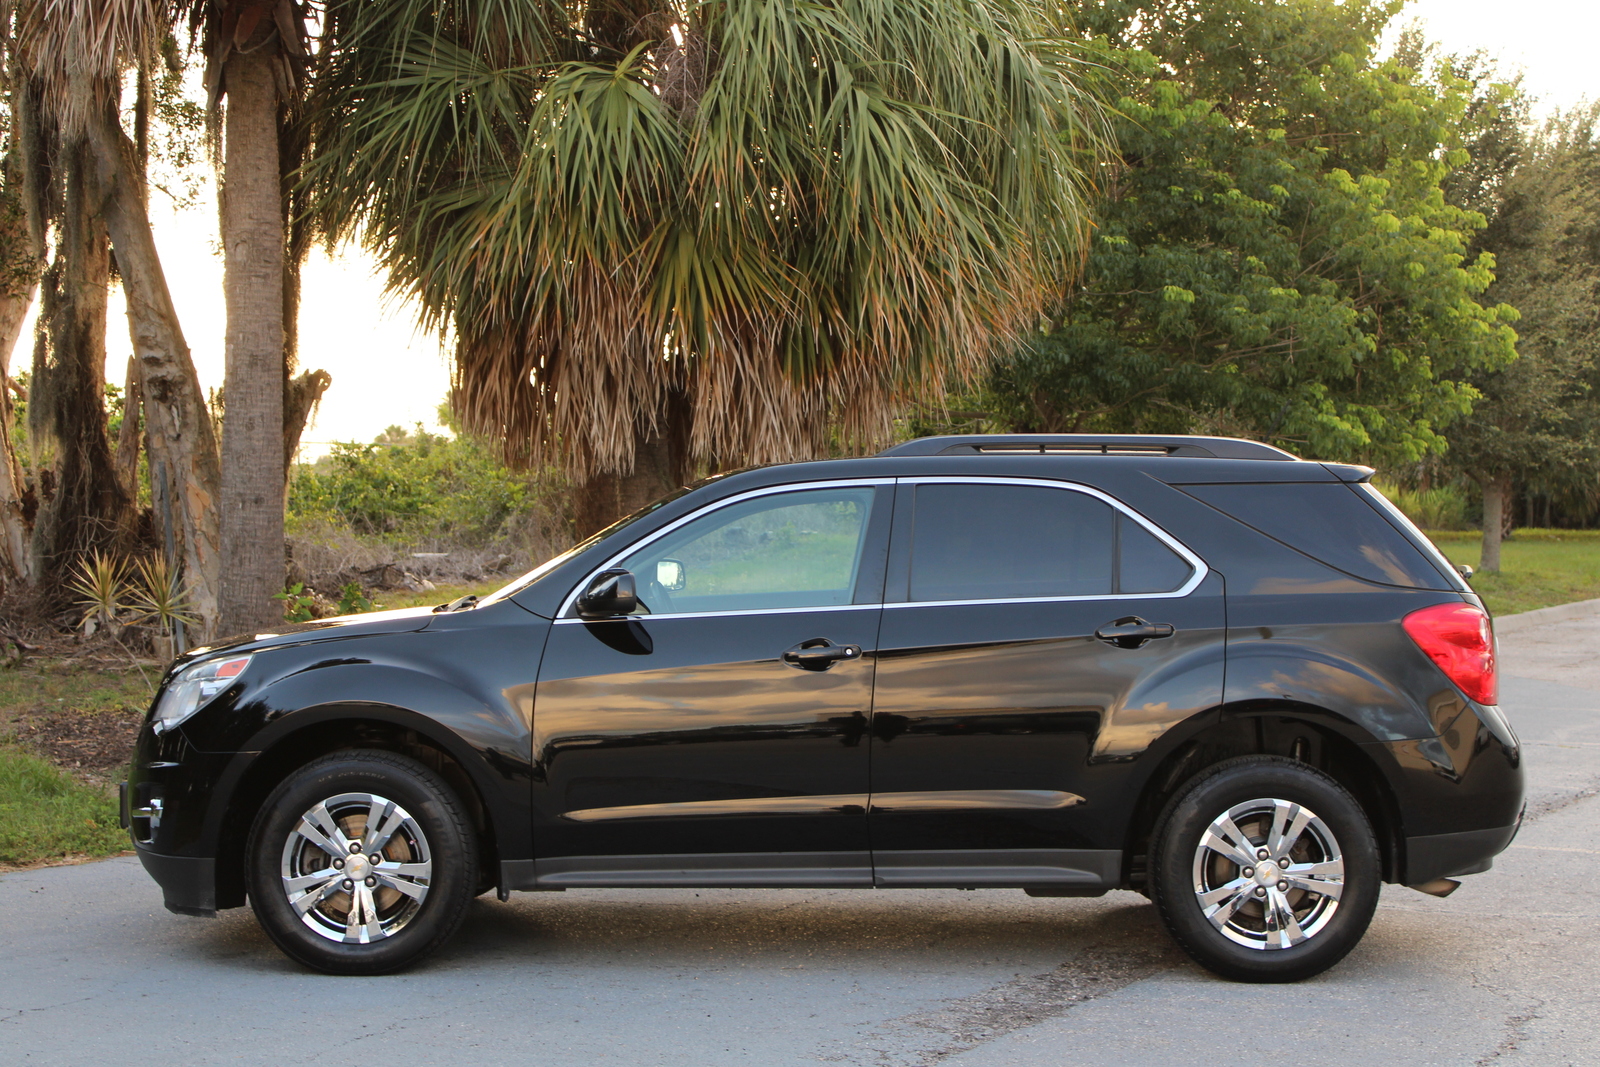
[1149,756,1380,982]
[247,750,477,975]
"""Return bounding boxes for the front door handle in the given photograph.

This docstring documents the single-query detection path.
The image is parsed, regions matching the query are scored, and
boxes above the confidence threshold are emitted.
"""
[782,638,863,671]
[1095,616,1176,649]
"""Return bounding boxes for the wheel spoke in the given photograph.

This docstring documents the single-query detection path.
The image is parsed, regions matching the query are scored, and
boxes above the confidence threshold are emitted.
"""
[282,868,340,894]
[296,802,352,859]
[374,860,431,879]
[1196,876,1250,908]
[289,877,342,917]
[1201,813,1257,867]
[1264,886,1307,948]
[363,798,406,855]
[376,871,429,901]
[344,884,386,943]
[1285,858,1343,879]
[1202,884,1255,930]
[1283,873,1343,900]
[1266,800,1310,862]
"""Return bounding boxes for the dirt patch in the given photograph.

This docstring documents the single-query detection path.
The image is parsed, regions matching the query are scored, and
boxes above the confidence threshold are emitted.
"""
[0,849,135,875]
[6,704,145,785]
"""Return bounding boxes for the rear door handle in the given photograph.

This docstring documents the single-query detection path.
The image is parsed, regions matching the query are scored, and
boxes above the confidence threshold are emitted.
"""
[1095,616,1176,649]
[782,638,863,671]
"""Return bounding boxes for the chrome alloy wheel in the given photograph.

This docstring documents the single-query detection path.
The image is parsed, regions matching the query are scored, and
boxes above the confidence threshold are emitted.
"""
[1192,797,1345,951]
[279,792,433,944]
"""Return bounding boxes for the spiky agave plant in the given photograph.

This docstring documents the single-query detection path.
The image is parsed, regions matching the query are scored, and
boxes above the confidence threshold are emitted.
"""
[127,555,200,637]
[304,0,1113,529]
[67,551,130,636]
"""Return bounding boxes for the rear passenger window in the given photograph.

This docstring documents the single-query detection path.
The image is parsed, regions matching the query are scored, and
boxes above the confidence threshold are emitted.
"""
[1182,482,1452,590]
[907,484,1193,601]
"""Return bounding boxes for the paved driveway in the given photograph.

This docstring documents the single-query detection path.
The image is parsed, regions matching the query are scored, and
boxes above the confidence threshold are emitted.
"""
[4,607,1599,1066]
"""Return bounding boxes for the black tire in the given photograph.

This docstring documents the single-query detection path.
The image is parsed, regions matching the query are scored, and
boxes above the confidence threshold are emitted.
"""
[1149,755,1380,983]
[246,750,477,975]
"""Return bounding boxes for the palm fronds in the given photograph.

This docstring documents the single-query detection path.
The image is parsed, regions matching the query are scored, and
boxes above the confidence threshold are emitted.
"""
[303,0,1114,479]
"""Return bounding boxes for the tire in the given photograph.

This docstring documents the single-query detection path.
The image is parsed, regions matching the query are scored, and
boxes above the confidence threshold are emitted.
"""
[246,750,478,975]
[1149,755,1379,983]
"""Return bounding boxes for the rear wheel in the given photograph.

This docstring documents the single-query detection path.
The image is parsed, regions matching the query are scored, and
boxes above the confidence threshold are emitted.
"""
[247,750,477,975]
[1149,755,1379,982]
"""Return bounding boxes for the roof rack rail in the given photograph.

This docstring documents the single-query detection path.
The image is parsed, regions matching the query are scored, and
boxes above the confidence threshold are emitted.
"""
[877,434,1299,461]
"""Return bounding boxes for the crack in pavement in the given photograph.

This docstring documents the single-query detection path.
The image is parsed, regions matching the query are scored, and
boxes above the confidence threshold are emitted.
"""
[1476,997,1545,1066]
[821,905,1181,1066]
[1522,785,1600,824]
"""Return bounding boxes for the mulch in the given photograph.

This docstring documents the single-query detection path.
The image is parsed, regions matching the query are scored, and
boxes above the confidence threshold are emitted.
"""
[7,703,147,785]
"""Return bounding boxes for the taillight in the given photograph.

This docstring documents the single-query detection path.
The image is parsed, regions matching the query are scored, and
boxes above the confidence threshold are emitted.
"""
[1402,602,1497,706]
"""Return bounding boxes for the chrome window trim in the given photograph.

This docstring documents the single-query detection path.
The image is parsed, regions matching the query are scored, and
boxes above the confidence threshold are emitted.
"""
[556,478,895,619]
[890,475,1208,604]
[555,473,1208,621]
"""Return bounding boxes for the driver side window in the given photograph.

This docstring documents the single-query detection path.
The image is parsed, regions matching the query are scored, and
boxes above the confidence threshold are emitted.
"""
[616,487,877,615]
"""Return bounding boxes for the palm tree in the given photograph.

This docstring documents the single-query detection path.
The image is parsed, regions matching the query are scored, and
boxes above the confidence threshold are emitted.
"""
[305,0,1110,533]
[12,0,223,628]
[176,0,310,633]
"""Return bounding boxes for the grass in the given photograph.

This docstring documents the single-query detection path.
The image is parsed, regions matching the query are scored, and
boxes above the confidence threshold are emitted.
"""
[0,747,127,867]
[358,578,506,612]
[1425,530,1600,617]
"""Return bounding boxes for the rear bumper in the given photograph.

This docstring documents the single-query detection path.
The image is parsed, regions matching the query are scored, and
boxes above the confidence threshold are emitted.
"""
[1405,815,1521,885]
[135,847,217,917]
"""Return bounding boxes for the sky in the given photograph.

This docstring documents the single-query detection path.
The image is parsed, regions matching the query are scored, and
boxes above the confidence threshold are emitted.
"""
[69,0,1600,458]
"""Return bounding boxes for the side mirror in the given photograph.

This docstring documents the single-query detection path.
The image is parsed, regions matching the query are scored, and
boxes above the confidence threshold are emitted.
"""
[577,568,638,618]
[1457,563,1475,580]
[656,558,687,591]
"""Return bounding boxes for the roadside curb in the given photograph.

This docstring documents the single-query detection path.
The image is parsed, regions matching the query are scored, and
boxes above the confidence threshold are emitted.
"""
[1494,598,1600,634]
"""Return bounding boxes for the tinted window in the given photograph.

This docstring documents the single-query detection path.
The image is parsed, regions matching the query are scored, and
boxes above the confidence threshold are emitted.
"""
[617,487,875,614]
[1120,518,1194,593]
[909,484,1115,601]
[1183,482,1451,589]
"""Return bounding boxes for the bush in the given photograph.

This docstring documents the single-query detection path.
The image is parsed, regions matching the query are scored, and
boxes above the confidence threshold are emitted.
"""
[1376,483,1473,531]
[289,425,564,550]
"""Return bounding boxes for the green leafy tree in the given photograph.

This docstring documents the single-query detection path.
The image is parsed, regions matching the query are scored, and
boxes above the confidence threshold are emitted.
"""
[973,0,1517,465]
[303,0,1111,534]
[1441,103,1600,570]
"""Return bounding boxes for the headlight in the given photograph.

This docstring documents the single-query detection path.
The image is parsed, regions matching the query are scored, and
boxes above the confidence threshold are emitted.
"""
[151,655,253,735]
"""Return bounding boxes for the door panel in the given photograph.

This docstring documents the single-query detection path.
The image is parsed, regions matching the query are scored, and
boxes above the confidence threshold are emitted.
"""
[868,479,1226,885]
[529,483,890,886]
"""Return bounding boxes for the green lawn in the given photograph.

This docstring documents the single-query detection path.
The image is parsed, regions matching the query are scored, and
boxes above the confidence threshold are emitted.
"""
[0,747,127,867]
[1427,530,1600,617]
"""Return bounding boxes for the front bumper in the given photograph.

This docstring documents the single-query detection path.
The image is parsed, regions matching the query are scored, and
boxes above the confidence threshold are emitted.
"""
[135,847,218,917]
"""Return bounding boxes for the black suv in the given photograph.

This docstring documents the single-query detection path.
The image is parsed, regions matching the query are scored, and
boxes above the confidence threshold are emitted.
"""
[123,434,1522,981]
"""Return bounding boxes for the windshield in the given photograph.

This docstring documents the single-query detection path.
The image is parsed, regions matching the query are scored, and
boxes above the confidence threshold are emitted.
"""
[476,481,708,607]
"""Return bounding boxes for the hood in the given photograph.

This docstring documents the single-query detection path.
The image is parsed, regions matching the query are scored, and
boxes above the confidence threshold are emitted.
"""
[173,604,439,667]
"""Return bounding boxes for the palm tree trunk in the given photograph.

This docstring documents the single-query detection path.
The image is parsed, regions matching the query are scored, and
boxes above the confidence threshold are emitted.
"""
[218,49,286,635]
[1480,477,1508,574]
[572,391,692,537]
[85,108,224,636]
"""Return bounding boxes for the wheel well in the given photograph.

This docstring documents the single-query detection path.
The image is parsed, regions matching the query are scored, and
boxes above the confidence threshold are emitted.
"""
[1123,710,1404,889]
[215,717,500,909]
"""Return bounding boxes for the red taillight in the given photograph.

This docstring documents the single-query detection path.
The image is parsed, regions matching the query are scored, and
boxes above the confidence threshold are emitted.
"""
[1402,602,1497,706]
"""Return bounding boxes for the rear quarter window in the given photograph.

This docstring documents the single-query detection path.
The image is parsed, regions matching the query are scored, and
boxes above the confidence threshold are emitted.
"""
[1179,482,1455,590]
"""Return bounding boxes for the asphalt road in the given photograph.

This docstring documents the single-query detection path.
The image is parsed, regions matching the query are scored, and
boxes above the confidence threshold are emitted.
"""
[5,606,1599,1066]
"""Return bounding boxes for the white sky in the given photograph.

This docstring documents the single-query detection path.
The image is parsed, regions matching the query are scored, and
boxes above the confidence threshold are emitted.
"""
[1391,0,1599,116]
[57,0,1600,458]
